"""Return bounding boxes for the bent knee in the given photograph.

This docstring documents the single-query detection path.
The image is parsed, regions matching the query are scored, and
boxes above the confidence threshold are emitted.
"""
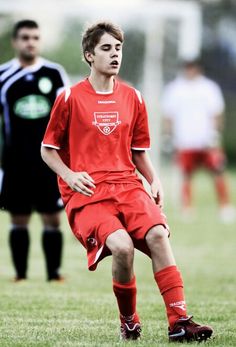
[111,241,134,258]
[11,214,30,226]
[146,225,168,245]
[106,230,134,257]
[41,213,61,228]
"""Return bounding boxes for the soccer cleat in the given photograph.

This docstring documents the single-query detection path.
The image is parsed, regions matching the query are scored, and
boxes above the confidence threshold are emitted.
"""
[11,277,27,283]
[48,274,65,283]
[120,313,141,340]
[168,316,213,342]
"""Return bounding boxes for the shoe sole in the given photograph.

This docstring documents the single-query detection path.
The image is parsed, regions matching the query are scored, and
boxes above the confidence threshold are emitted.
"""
[169,328,213,343]
[195,329,213,342]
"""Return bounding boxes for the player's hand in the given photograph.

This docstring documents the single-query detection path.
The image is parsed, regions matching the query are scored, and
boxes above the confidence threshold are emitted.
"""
[65,171,96,196]
[151,178,164,209]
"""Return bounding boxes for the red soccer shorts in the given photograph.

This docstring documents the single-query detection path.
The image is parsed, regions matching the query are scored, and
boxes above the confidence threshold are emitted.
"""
[176,148,226,175]
[66,181,169,271]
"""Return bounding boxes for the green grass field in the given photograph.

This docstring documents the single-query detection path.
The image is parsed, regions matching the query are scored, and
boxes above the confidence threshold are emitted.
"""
[0,170,236,347]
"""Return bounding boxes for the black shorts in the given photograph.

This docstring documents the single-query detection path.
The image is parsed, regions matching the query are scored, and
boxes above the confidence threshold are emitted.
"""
[0,163,63,215]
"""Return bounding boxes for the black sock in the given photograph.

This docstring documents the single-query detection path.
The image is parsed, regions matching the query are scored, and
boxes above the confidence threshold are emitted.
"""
[9,227,30,279]
[42,229,63,280]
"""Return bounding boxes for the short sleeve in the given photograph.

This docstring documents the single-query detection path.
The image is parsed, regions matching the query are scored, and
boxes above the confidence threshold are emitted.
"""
[131,90,150,150]
[42,89,70,149]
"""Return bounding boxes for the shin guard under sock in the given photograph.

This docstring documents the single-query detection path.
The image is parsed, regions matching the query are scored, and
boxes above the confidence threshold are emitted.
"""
[113,276,139,322]
[155,265,187,328]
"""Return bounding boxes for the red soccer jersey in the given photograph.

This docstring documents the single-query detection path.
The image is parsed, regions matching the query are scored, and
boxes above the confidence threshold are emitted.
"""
[42,78,150,204]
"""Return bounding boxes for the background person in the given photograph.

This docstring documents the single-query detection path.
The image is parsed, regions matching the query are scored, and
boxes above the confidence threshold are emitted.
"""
[0,19,70,281]
[162,59,236,223]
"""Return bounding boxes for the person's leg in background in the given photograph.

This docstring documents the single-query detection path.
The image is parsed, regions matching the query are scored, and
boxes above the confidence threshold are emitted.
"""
[206,148,236,223]
[177,151,197,219]
[41,212,64,281]
[9,214,31,281]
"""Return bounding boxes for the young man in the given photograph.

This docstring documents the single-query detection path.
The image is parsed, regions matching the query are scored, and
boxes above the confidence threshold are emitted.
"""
[41,22,213,342]
[0,20,70,281]
[162,59,236,223]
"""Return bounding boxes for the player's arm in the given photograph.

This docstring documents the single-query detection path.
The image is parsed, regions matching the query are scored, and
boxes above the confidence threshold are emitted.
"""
[209,82,225,148]
[214,112,224,131]
[131,91,163,207]
[42,89,95,196]
[211,112,224,148]
[41,146,95,196]
[132,150,164,208]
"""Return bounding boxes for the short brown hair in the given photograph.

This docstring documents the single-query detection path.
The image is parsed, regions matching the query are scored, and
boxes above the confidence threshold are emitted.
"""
[12,19,39,38]
[82,21,124,65]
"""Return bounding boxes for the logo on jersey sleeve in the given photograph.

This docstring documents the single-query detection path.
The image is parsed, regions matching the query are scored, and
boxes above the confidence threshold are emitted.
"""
[25,74,34,81]
[93,111,121,135]
[14,95,51,119]
[38,77,53,94]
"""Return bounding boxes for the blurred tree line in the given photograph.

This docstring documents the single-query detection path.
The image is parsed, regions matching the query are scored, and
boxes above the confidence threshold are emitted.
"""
[0,16,145,85]
[200,0,236,164]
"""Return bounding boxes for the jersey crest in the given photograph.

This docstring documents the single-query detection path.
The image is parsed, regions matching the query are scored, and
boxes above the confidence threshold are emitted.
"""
[93,111,121,135]
[38,77,53,94]
[14,94,51,119]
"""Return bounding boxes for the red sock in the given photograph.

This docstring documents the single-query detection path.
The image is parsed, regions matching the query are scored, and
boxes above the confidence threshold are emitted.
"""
[113,276,139,323]
[214,175,230,205]
[154,265,187,328]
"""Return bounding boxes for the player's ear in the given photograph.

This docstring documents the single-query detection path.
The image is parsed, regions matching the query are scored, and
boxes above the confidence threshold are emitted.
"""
[85,51,94,64]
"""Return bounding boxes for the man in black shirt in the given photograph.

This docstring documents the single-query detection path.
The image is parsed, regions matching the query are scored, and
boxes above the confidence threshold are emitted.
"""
[0,19,69,281]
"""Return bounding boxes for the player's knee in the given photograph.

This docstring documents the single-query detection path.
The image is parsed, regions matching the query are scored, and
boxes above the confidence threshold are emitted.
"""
[112,241,134,259]
[146,225,167,247]
[106,229,134,256]
[41,213,61,229]
[212,166,225,176]
[11,214,30,226]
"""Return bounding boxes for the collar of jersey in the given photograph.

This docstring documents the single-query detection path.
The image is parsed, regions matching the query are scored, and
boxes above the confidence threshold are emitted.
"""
[85,77,118,95]
[16,57,44,72]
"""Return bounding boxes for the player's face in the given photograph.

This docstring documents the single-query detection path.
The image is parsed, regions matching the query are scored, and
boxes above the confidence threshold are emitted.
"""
[184,65,201,79]
[13,28,40,62]
[88,33,122,76]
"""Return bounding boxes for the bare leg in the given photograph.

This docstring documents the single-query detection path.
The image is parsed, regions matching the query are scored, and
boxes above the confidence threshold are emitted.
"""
[145,225,176,273]
[182,173,192,210]
[40,212,61,229]
[213,172,230,206]
[11,214,31,227]
[106,229,134,282]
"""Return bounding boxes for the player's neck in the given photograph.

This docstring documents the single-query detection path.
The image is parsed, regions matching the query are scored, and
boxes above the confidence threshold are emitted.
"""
[88,73,114,93]
[18,56,39,68]
[184,73,201,80]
